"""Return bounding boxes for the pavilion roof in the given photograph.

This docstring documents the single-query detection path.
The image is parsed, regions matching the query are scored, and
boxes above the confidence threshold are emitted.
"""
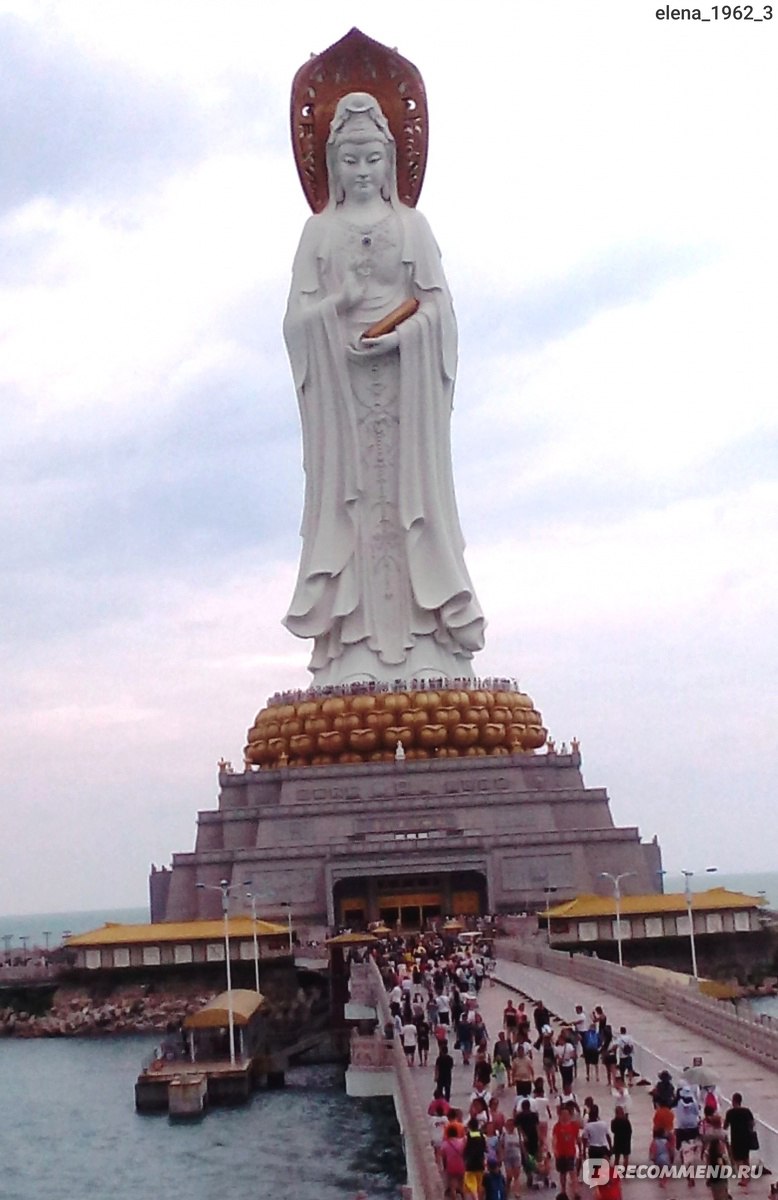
[544,887,765,920]
[66,918,288,946]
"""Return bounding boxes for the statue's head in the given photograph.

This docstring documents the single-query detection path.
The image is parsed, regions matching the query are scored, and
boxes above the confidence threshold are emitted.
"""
[326,92,398,207]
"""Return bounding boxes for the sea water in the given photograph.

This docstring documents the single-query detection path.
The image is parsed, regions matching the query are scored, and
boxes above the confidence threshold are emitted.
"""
[0,1038,404,1200]
[0,905,404,1198]
[0,905,149,952]
[660,870,778,908]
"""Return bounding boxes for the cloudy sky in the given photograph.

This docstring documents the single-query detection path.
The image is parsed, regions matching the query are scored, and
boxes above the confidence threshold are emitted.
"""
[1,1,776,917]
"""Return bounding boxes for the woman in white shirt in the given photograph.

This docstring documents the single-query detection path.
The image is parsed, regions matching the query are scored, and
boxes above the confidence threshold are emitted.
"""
[581,1103,612,1160]
[401,1021,418,1064]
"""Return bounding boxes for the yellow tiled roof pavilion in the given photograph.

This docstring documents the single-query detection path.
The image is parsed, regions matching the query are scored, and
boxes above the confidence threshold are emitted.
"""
[544,887,765,920]
[66,918,287,947]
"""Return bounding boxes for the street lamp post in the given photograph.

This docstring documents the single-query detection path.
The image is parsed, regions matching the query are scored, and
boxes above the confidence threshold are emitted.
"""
[42,931,52,953]
[599,871,636,967]
[19,935,29,962]
[242,885,261,995]
[544,885,557,946]
[196,879,237,1065]
[657,867,717,980]
[2,934,12,962]
[682,867,718,980]
[244,884,294,959]
[281,901,293,956]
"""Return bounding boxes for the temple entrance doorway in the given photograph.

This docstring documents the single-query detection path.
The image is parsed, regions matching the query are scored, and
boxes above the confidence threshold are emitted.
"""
[333,869,487,931]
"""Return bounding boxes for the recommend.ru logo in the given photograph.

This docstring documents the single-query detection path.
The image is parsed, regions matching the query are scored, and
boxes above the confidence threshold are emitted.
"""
[582,1160,765,1185]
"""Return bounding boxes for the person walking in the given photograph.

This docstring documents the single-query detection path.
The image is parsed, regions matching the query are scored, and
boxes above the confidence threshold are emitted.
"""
[533,1000,552,1046]
[417,1017,430,1066]
[463,1117,488,1200]
[439,1122,467,1200]
[512,1041,534,1101]
[502,1117,523,1197]
[401,1018,418,1066]
[503,999,519,1043]
[611,1104,632,1169]
[483,1155,508,1200]
[724,1093,757,1188]
[540,1026,558,1094]
[515,1098,541,1190]
[702,1116,731,1200]
[582,1103,612,1162]
[557,1033,577,1090]
[436,1041,454,1102]
[581,1022,602,1084]
[615,1027,635,1085]
[552,1103,580,1200]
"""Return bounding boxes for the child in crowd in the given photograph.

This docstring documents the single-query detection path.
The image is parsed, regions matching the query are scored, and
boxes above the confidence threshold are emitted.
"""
[483,1156,508,1200]
[649,1127,674,1189]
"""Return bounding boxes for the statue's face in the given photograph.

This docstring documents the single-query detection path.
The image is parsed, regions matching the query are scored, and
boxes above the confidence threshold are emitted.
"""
[335,139,388,202]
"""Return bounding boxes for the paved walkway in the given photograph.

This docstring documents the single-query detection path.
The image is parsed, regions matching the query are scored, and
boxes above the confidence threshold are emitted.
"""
[495,959,778,1125]
[402,961,778,1200]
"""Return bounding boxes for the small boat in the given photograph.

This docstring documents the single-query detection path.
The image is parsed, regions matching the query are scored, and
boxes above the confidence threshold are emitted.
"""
[134,988,274,1114]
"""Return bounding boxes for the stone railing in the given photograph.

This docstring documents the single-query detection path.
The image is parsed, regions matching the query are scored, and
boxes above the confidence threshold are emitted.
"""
[349,1028,394,1069]
[496,940,778,1173]
[0,963,60,984]
[348,962,377,1007]
[497,939,778,1072]
[360,959,444,1200]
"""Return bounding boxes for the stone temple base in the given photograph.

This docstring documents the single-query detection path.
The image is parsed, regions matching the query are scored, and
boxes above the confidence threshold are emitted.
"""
[151,740,662,930]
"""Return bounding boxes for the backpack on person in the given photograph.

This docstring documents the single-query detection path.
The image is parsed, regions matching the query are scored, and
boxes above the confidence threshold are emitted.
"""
[582,1029,600,1053]
[464,1128,486,1171]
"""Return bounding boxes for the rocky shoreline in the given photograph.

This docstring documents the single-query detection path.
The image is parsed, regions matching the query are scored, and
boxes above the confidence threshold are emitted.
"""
[0,977,327,1039]
[0,982,211,1038]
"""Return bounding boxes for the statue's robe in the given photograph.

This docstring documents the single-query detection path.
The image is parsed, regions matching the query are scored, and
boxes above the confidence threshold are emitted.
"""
[283,203,485,681]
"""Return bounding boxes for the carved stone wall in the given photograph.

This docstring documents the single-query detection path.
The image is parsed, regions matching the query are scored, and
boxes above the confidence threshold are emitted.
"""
[153,752,662,925]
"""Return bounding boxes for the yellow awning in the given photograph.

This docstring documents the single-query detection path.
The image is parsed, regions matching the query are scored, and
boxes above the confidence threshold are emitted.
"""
[325,932,378,946]
[184,989,264,1028]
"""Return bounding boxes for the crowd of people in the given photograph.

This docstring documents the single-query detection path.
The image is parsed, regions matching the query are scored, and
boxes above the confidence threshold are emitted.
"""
[376,936,763,1200]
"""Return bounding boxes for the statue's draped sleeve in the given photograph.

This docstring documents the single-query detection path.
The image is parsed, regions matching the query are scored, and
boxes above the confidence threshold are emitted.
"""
[396,209,482,649]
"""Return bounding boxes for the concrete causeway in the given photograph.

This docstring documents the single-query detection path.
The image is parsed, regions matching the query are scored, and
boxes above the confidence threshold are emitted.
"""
[400,959,778,1200]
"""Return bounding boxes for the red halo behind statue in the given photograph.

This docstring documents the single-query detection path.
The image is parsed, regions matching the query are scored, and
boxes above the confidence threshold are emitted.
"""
[290,27,428,213]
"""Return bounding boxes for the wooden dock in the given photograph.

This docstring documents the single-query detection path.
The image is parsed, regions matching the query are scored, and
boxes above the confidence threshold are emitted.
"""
[135,1056,259,1112]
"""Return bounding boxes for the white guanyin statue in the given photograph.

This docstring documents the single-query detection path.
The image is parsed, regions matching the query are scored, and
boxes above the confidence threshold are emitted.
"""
[283,92,485,686]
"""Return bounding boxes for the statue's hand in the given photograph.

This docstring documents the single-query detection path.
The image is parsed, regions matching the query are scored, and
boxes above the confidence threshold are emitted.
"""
[357,331,400,357]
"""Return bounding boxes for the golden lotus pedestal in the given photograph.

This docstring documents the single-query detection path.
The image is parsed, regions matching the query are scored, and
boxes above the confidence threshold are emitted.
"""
[244,687,547,771]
